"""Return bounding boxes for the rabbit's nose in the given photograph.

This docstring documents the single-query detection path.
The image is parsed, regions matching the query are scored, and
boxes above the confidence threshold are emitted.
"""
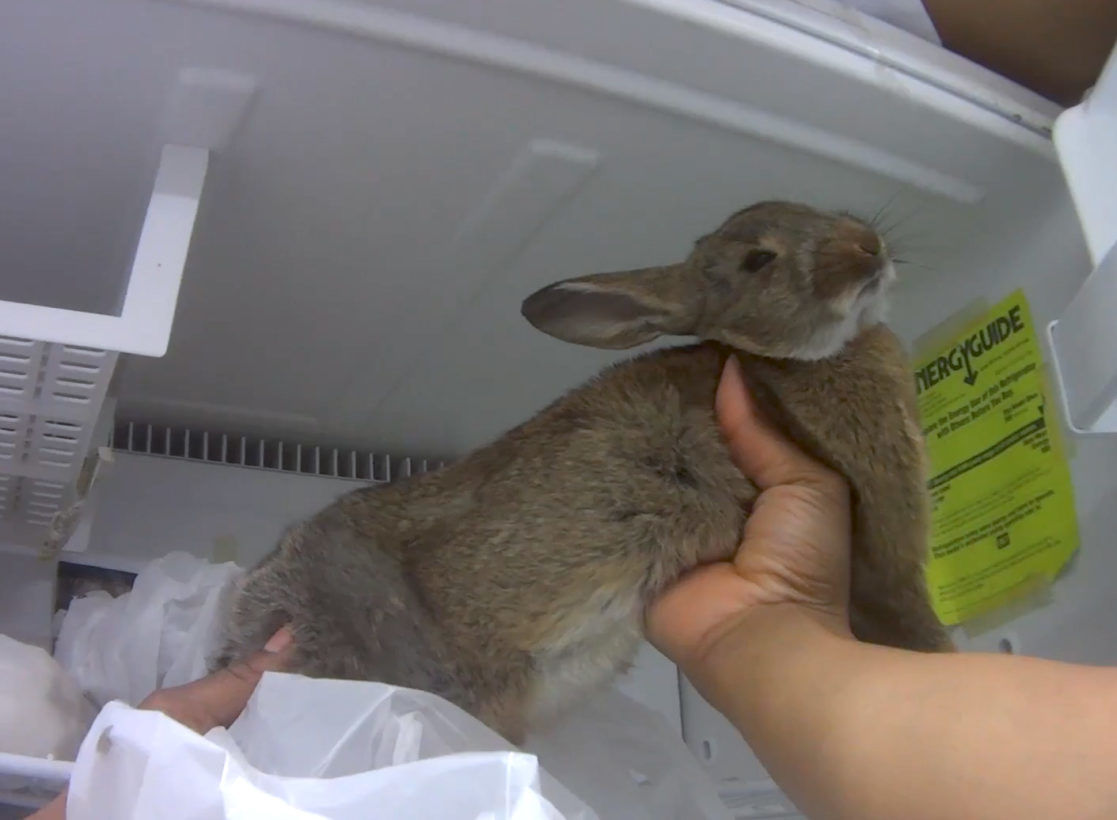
[856,231,882,257]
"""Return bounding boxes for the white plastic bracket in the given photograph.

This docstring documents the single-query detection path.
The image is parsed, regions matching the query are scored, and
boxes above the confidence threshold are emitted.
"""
[1047,245,1117,434]
[0,144,208,357]
[1047,44,1117,435]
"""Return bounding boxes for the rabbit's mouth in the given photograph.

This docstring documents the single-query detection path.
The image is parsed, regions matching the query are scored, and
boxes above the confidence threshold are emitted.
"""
[857,259,896,298]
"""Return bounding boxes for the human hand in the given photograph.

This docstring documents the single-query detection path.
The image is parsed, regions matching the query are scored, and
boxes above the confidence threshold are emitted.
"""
[137,627,295,733]
[646,357,854,676]
[29,628,294,820]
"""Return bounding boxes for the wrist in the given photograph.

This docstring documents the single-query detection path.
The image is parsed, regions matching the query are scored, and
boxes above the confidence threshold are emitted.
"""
[682,603,855,721]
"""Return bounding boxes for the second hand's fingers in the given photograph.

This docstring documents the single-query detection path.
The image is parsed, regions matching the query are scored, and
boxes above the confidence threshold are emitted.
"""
[716,357,842,492]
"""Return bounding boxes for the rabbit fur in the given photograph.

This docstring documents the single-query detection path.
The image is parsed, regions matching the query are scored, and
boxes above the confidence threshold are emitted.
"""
[216,201,950,742]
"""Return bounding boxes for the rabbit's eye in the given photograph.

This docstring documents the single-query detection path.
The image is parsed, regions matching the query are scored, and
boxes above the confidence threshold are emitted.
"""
[741,249,777,272]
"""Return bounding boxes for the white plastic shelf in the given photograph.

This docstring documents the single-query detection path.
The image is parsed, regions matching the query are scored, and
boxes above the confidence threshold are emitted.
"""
[0,145,207,358]
[0,339,117,537]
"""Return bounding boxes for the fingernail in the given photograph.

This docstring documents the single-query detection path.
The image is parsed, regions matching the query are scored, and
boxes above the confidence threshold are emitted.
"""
[721,359,746,396]
[264,627,293,653]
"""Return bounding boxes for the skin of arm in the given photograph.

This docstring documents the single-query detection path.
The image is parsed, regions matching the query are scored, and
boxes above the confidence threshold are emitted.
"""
[695,606,1117,820]
[922,0,1117,105]
[648,358,1117,820]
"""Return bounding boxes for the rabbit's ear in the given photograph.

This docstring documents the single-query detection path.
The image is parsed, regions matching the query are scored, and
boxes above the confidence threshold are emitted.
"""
[521,265,698,349]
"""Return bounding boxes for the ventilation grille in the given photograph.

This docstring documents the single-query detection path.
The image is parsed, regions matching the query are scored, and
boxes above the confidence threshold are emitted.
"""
[110,421,446,482]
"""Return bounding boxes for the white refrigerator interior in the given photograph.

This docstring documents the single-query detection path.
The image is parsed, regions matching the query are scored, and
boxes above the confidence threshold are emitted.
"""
[1,0,1115,817]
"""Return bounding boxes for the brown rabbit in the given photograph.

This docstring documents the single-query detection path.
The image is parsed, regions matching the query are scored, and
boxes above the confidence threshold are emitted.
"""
[216,201,950,742]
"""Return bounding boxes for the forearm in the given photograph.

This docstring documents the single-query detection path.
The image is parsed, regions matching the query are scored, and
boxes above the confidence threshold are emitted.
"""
[692,606,1117,819]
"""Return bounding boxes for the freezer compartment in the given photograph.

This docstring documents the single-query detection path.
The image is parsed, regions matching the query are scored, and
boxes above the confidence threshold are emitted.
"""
[2,0,1115,816]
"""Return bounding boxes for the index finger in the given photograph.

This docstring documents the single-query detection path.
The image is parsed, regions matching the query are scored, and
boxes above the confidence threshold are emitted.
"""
[715,357,841,491]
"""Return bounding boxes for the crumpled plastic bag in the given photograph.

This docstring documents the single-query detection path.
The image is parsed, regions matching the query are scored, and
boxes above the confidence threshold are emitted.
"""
[67,673,592,820]
[0,634,95,762]
[55,552,730,819]
[54,552,242,705]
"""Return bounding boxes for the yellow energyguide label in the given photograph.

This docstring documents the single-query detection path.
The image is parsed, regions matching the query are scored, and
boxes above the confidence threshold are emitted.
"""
[913,290,1078,625]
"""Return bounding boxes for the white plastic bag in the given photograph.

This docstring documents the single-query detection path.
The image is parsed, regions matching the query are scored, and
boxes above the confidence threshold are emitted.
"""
[54,552,242,705]
[0,634,94,761]
[67,673,593,820]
